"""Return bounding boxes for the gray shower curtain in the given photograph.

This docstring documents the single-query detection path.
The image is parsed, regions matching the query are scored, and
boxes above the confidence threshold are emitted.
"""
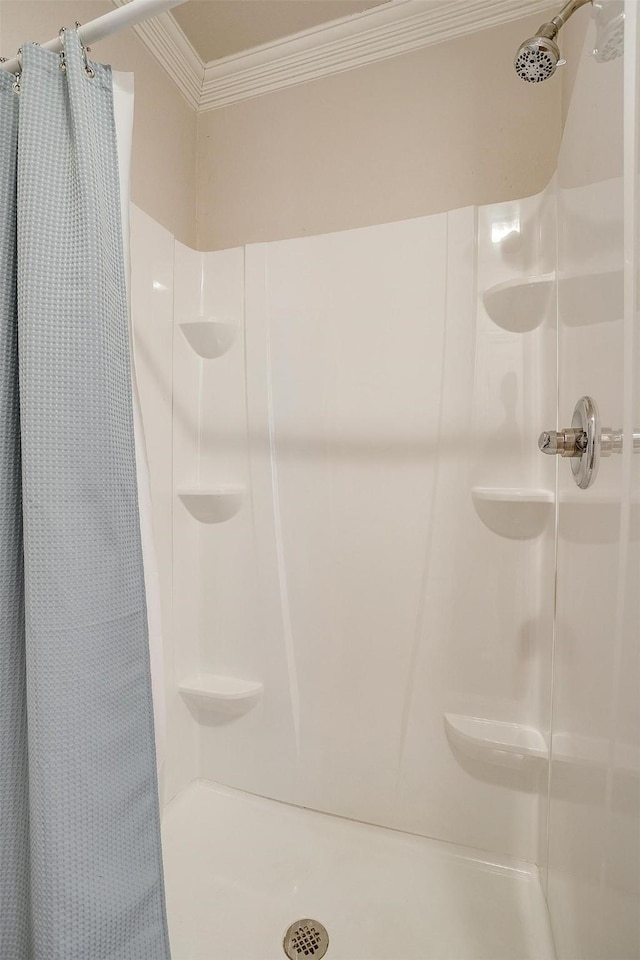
[0,33,170,960]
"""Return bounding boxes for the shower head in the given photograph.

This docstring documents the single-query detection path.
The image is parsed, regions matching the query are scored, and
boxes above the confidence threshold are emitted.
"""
[514,32,562,83]
[514,0,592,83]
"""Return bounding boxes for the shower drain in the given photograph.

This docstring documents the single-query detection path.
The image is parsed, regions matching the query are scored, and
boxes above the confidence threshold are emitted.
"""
[283,919,329,959]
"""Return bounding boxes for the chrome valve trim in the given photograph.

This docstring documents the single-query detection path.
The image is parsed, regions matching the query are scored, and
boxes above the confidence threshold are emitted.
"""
[538,396,640,489]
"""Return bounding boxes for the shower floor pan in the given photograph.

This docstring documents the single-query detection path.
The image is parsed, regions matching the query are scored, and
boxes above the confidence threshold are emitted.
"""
[162,780,555,960]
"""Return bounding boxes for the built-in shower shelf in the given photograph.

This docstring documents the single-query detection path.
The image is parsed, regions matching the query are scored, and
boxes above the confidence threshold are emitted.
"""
[179,674,263,718]
[444,714,548,769]
[482,274,554,332]
[482,269,622,332]
[178,487,244,523]
[471,487,553,539]
[179,318,236,358]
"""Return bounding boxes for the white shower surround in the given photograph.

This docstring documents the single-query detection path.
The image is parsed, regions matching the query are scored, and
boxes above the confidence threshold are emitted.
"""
[161,779,556,960]
[163,199,556,866]
[128,7,639,958]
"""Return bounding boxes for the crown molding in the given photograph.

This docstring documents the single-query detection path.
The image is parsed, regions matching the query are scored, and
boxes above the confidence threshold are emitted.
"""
[115,0,555,113]
[198,0,555,111]
[113,0,204,110]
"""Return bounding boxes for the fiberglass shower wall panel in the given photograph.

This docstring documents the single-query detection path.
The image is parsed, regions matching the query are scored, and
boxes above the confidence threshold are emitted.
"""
[194,209,547,862]
[242,213,447,831]
[129,205,183,805]
[167,239,210,804]
[393,193,556,863]
[390,204,547,861]
[471,185,558,872]
[194,247,301,800]
[249,214,449,832]
[546,3,640,957]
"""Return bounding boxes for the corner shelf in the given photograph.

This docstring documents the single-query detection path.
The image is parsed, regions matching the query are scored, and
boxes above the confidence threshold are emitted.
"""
[179,674,263,719]
[482,269,622,332]
[179,318,236,358]
[482,274,554,332]
[445,715,637,775]
[178,487,244,523]
[444,713,548,769]
[471,487,553,539]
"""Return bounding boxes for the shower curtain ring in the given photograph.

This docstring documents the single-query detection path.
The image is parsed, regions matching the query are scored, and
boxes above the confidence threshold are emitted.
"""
[58,27,67,72]
[12,48,21,93]
[74,22,95,78]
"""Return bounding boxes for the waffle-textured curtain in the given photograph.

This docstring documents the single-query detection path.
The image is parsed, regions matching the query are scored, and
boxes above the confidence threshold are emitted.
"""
[0,33,170,960]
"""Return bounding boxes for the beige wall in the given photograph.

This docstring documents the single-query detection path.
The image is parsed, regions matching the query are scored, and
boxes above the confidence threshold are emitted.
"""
[0,1,197,247]
[0,4,566,252]
[195,10,562,251]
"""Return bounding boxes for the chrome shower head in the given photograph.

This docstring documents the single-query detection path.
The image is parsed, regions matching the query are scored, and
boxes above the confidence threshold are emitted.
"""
[514,34,561,83]
[514,0,592,83]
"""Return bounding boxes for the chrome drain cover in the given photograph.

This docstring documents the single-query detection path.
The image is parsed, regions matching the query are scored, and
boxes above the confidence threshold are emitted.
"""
[283,919,329,959]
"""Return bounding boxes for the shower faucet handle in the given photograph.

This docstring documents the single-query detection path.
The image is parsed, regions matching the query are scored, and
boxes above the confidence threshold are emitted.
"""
[538,396,640,489]
[538,428,585,457]
[539,396,599,488]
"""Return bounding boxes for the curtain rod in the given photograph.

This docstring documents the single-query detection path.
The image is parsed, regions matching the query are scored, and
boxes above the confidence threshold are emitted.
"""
[1,0,189,75]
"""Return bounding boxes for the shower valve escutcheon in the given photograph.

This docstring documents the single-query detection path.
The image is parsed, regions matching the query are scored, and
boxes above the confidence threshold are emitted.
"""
[539,396,640,489]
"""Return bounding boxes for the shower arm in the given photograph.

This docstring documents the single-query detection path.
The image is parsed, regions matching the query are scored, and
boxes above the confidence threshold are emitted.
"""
[537,0,592,41]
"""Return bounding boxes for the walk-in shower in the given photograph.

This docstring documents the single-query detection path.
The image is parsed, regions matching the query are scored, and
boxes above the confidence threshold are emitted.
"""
[2,0,638,957]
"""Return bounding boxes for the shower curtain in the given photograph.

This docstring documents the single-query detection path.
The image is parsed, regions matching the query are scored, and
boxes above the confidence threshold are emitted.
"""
[0,32,170,960]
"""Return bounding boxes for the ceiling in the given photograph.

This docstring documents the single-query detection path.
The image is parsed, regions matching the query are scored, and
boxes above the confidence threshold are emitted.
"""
[172,0,388,63]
